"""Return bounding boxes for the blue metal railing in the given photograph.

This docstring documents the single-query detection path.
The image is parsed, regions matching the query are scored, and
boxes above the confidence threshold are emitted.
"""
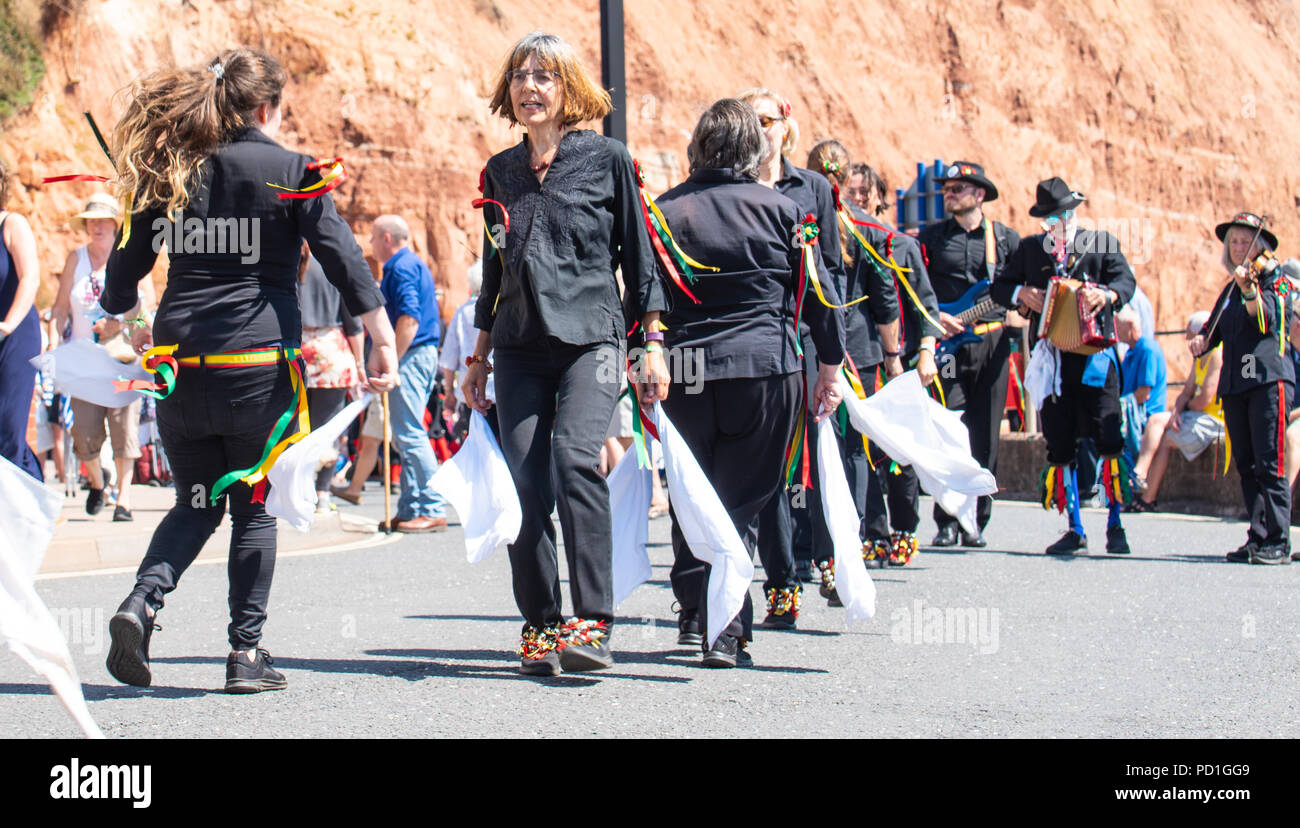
[896,159,948,232]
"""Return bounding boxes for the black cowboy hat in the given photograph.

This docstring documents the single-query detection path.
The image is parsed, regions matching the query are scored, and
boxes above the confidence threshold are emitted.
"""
[1215,211,1278,250]
[937,160,998,202]
[1028,176,1086,218]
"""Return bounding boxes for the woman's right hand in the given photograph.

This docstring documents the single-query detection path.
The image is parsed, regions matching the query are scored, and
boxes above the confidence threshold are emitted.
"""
[131,322,153,354]
[461,361,492,413]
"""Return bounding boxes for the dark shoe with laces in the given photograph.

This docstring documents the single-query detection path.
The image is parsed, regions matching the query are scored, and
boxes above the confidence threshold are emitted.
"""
[106,593,159,687]
[112,505,133,522]
[518,626,561,676]
[1046,530,1087,555]
[702,635,751,668]
[932,524,959,547]
[676,607,702,647]
[86,487,105,516]
[1249,543,1291,566]
[1226,541,1256,563]
[1105,526,1130,554]
[557,618,613,672]
[224,648,288,694]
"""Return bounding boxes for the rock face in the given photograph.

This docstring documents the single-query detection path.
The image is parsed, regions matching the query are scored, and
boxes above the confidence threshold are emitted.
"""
[3,0,1300,377]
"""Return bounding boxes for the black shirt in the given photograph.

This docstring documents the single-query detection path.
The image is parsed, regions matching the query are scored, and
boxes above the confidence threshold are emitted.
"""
[886,232,942,356]
[917,215,1021,321]
[840,203,900,367]
[1203,275,1295,396]
[299,255,362,335]
[653,168,844,380]
[777,158,848,305]
[474,130,667,348]
[104,128,383,354]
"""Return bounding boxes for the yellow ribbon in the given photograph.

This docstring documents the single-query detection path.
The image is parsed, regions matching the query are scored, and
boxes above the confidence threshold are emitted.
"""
[266,160,345,195]
[117,193,134,251]
[644,194,720,274]
[241,360,311,486]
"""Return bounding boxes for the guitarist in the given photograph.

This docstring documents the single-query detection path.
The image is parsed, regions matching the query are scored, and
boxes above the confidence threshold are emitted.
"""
[991,177,1135,555]
[918,161,1020,548]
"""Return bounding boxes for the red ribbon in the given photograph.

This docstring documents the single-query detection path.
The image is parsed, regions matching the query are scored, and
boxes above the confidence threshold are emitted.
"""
[42,174,110,184]
[472,198,510,232]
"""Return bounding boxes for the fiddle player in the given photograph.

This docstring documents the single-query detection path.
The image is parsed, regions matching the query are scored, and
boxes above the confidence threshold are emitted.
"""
[991,177,1135,555]
[1192,213,1294,565]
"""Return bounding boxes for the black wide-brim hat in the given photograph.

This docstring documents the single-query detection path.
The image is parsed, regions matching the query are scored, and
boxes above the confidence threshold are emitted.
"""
[1028,176,1086,218]
[937,161,998,201]
[1215,211,1278,250]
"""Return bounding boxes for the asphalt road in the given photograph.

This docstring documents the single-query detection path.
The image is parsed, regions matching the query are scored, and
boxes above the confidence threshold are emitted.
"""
[4,490,1298,738]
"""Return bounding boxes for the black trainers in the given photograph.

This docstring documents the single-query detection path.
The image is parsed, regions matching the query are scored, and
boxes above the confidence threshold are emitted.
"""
[676,606,702,647]
[518,625,561,676]
[759,586,800,630]
[1226,541,1256,563]
[1105,526,1131,555]
[557,618,613,672]
[932,525,959,547]
[1249,544,1292,566]
[224,648,288,694]
[702,634,744,668]
[85,487,105,516]
[106,594,158,687]
[1046,530,1087,555]
[112,505,133,522]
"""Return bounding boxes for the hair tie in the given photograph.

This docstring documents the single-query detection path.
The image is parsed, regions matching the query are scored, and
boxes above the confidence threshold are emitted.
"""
[781,101,792,118]
[822,159,840,174]
[209,62,225,81]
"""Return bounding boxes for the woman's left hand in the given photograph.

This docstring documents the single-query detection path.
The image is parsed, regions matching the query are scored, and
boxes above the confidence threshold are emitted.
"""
[635,348,671,406]
[131,322,153,354]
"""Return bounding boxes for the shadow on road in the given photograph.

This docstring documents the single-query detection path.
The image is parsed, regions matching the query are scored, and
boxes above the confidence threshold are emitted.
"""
[0,681,217,700]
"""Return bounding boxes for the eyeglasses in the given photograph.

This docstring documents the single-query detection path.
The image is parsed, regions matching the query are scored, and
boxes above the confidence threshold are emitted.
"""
[1044,209,1075,226]
[757,115,785,129]
[507,69,559,88]
[941,183,972,195]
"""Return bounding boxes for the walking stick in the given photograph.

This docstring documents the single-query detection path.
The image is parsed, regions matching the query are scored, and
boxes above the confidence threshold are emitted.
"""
[381,391,392,533]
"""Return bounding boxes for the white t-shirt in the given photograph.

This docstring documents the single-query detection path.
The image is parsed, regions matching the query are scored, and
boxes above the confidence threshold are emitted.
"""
[67,246,105,342]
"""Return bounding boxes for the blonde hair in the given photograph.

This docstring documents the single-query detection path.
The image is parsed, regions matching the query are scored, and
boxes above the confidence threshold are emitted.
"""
[735,87,798,156]
[488,32,612,126]
[112,48,287,215]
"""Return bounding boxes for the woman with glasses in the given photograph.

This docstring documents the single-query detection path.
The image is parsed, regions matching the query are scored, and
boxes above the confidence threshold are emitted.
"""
[464,32,669,676]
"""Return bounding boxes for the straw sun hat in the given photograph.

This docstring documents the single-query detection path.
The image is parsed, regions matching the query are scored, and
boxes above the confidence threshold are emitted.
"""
[70,192,122,233]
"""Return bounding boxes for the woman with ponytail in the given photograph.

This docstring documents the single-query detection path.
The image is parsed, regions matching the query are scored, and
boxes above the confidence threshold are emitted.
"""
[102,48,398,693]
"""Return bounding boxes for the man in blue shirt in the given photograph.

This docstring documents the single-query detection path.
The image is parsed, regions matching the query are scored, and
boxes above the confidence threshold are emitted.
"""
[370,215,445,532]
[1117,306,1167,470]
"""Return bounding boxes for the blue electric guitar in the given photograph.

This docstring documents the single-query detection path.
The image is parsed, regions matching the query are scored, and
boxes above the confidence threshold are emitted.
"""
[936,279,1005,358]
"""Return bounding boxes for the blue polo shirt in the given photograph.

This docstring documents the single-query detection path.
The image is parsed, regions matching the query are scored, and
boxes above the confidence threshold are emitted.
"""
[1122,335,1167,415]
[381,247,441,350]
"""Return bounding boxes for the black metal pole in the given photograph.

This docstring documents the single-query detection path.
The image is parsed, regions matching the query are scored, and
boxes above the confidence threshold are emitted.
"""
[600,0,626,143]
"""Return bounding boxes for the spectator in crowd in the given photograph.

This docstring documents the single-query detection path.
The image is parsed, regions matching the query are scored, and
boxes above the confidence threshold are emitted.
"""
[1128,311,1223,511]
[0,155,42,480]
[438,259,496,440]
[1118,305,1167,417]
[370,214,445,532]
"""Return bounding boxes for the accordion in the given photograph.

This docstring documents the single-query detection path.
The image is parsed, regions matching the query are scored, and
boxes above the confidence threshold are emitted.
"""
[1037,278,1117,355]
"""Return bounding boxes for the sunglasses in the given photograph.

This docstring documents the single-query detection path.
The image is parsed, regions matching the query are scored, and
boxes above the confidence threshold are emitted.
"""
[758,115,785,129]
[941,183,973,195]
[1044,209,1075,226]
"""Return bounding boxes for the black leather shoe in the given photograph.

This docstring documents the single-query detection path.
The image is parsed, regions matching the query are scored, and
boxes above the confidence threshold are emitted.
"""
[1105,526,1130,555]
[960,530,987,548]
[224,648,288,694]
[932,525,959,547]
[106,594,158,687]
[1249,544,1291,565]
[1046,530,1087,555]
[558,619,613,672]
[1226,541,1256,563]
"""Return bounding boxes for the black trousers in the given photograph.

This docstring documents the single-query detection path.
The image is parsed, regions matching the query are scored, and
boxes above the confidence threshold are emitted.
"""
[133,360,296,650]
[1222,382,1293,547]
[934,327,1010,532]
[493,338,620,632]
[667,372,800,643]
[1041,356,1123,465]
[755,403,835,586]
[307,387,348,492]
